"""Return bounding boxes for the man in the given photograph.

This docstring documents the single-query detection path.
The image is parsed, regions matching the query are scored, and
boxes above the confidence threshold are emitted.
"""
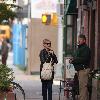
[1,39,9,65]
[69,34,91,100]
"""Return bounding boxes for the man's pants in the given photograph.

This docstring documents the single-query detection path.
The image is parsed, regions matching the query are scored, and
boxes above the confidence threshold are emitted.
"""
[42,81,52,100]
[78,68,90,100]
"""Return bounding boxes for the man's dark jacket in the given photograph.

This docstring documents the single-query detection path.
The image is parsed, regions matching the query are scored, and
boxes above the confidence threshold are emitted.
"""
[71,43,91,71]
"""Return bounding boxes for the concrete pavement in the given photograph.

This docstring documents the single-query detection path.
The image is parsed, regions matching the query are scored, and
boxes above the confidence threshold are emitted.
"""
[7,52,65,100]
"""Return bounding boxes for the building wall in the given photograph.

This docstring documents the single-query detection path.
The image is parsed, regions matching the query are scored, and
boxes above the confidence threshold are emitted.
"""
[77,0,100,99]
[16,0,28,18]
[27,18,58,74]
[95,0,100,99]
[95,0,100,68]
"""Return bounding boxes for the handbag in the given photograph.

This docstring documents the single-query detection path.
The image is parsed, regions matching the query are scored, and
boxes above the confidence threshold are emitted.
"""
[41,61,53,80]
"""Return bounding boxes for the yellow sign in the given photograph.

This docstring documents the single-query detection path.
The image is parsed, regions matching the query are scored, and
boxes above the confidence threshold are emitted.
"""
[51,13,58,25]
[0,25,11,39]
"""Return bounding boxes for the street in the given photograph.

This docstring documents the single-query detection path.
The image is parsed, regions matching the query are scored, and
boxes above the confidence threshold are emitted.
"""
[7,52,64,100]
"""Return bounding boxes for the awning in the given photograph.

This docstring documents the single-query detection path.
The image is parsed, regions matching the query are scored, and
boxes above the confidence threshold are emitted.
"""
[66,0,78,15]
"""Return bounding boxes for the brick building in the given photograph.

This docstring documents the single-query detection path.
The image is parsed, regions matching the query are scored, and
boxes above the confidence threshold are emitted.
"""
[64,0,100,99]
[76,0,100,99]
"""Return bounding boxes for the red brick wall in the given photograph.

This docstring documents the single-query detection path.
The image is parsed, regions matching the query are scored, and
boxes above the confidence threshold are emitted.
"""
[95,0,100,68]
[91,1,100,100]
[96,1,100,99]
[83,11,89,44]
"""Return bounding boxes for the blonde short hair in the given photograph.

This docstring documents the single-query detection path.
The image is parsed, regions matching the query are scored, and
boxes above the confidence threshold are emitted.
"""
[43,39,51,44]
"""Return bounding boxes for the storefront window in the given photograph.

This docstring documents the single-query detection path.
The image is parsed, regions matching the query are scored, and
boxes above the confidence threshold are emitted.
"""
[65,15,77,56]
[67,15,73,25]
[66,27,73,54]
[66,0,71,4]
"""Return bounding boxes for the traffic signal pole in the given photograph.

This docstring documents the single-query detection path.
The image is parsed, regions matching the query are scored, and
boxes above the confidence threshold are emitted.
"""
[62,0,68,79]
[63,0,67,58]
[56,0,65,79]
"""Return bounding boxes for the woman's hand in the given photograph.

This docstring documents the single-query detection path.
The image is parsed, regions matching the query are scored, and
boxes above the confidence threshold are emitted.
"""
[49,50,54,54]
[69,58,74,63]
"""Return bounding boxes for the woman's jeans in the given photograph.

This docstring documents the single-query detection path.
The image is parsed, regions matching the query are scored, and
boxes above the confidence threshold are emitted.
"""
[42,81,52,100]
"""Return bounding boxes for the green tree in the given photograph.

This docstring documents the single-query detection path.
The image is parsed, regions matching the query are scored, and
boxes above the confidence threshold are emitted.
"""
[0,3,22,23]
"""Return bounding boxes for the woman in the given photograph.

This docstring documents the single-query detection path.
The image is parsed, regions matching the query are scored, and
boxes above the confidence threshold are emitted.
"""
[39,39,58,100]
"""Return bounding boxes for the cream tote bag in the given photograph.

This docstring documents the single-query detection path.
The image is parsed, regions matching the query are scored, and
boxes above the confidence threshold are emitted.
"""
[41,62,53,80]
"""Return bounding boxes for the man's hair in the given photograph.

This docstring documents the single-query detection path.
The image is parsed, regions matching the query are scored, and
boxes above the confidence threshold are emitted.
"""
[78,34,86,40]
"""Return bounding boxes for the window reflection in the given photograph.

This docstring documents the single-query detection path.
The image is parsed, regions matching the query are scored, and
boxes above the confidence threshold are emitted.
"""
[67,15,73,25]
[67,27,72,52]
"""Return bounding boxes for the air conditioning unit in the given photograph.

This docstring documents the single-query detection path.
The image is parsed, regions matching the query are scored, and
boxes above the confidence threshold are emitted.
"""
[57,3,64,16]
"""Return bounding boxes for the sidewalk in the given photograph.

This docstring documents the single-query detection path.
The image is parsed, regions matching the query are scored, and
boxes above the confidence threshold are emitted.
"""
[7,52,64,100]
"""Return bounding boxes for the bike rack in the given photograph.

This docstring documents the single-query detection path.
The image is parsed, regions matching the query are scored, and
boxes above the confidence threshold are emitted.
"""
[11,81,25,100]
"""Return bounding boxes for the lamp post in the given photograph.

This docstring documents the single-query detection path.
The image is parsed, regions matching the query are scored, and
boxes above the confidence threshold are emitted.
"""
[55,0,64,79]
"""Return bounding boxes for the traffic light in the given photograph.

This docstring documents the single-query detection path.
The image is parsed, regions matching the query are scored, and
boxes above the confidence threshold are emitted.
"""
[42,14,51,25]
[51,13,58,25]
[13,0,16,3]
